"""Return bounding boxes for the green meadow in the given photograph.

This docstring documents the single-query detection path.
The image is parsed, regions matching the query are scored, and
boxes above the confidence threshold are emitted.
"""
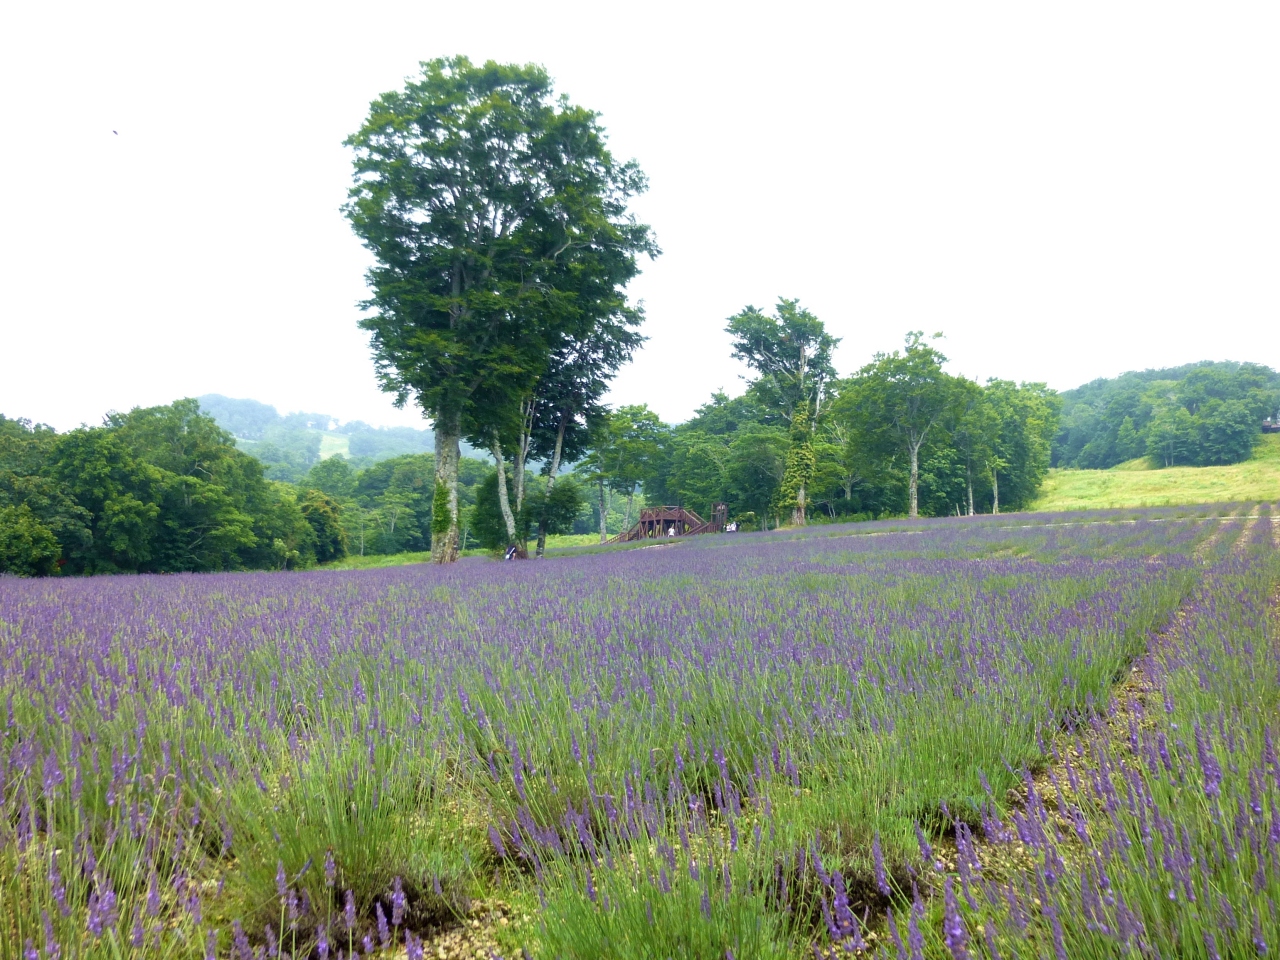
[1030,432,1280,511]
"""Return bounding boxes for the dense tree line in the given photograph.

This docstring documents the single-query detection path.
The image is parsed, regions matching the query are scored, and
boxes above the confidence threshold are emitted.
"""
[301,452,490,556]
[0,401,328,576]
[1053,362,1280,469]
[610,318,1059,531]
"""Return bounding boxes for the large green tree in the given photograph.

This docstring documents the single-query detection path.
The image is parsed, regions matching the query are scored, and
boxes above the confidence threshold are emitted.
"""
[344,57,655,563]
[983,380,1059,512]
[725,299,838,524]
[835,332,966,519]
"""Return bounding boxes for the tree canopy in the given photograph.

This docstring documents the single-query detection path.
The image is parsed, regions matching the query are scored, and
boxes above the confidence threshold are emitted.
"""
[0,402,325,575]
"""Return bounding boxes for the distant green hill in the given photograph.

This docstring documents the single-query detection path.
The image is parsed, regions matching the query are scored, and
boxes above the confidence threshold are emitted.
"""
[1053,361,1280,470]
[1030,432,1280,511]
[197,395,443,483]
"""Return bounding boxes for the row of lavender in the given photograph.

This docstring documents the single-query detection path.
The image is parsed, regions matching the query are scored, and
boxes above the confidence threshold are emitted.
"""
[907,508,1280,958]
[0,508,1254,957]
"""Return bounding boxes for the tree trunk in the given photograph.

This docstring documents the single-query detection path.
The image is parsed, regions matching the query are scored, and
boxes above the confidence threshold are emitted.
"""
[791,481,807,526]
[967,466,974,517]
[432,414,461,563]
[491,435,521,556]
[991,469,1000,514]
[535,415,568,558]
[908,439,920,519]
[623,488,635,531]
[598,480,608,543]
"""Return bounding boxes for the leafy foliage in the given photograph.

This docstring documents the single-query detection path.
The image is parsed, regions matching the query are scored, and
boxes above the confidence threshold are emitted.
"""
[0,401,320,575]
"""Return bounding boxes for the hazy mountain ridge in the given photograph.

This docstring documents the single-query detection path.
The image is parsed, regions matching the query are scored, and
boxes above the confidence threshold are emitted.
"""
[197,394,443,483]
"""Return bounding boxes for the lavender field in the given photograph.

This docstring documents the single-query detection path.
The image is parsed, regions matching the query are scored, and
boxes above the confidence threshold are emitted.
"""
[2,506,1278,958]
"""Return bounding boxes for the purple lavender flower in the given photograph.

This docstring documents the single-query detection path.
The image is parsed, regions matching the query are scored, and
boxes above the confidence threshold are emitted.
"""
[873,833,890,896]
[907,902,925,960]
[232,921,252,960]
[391,876,406,926]
[42,910,59,960]
[1195,722,1223,799]
[942,877,969,960]
[85,886,117,937]
[325,849,336,887]
[913,822,935,869]
[488,825,507,859]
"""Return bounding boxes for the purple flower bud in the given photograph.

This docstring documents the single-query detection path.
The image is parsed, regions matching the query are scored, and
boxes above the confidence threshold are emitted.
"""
[914,822,935,868]
[488,825,507,859]
[343,889,356,931]
[391,876,406,926]
[376,902,390,949]
[325,849,336,887]
[275,860,287,898]
[1195,723,1222,799]
[907,903,925,960]
[873,834,890,896]
[232,921,252,960]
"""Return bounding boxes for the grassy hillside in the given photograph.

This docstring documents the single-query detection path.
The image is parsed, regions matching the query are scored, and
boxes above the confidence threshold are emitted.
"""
[1030,432,1280,510]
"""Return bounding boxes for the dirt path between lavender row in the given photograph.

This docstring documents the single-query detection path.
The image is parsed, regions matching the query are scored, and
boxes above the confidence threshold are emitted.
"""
[948,506,1270,913]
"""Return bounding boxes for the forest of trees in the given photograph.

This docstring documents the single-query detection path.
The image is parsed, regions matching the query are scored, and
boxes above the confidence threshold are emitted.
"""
[1053,362,1280,469]
[0,401,329,576]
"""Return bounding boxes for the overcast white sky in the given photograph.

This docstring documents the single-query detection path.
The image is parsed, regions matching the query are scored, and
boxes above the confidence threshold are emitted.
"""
[2,2,1277,432]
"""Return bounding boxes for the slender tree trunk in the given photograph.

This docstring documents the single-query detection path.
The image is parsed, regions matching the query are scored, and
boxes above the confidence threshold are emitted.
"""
[598,480,608,543]
[535,415,568,558]
[491,435,521,556]
[967,466,975,516]
[623,487,635,531]
[514,401,535,516]
[432,413,461,563]
[908,439,920,519]
[991,469,1000,514]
